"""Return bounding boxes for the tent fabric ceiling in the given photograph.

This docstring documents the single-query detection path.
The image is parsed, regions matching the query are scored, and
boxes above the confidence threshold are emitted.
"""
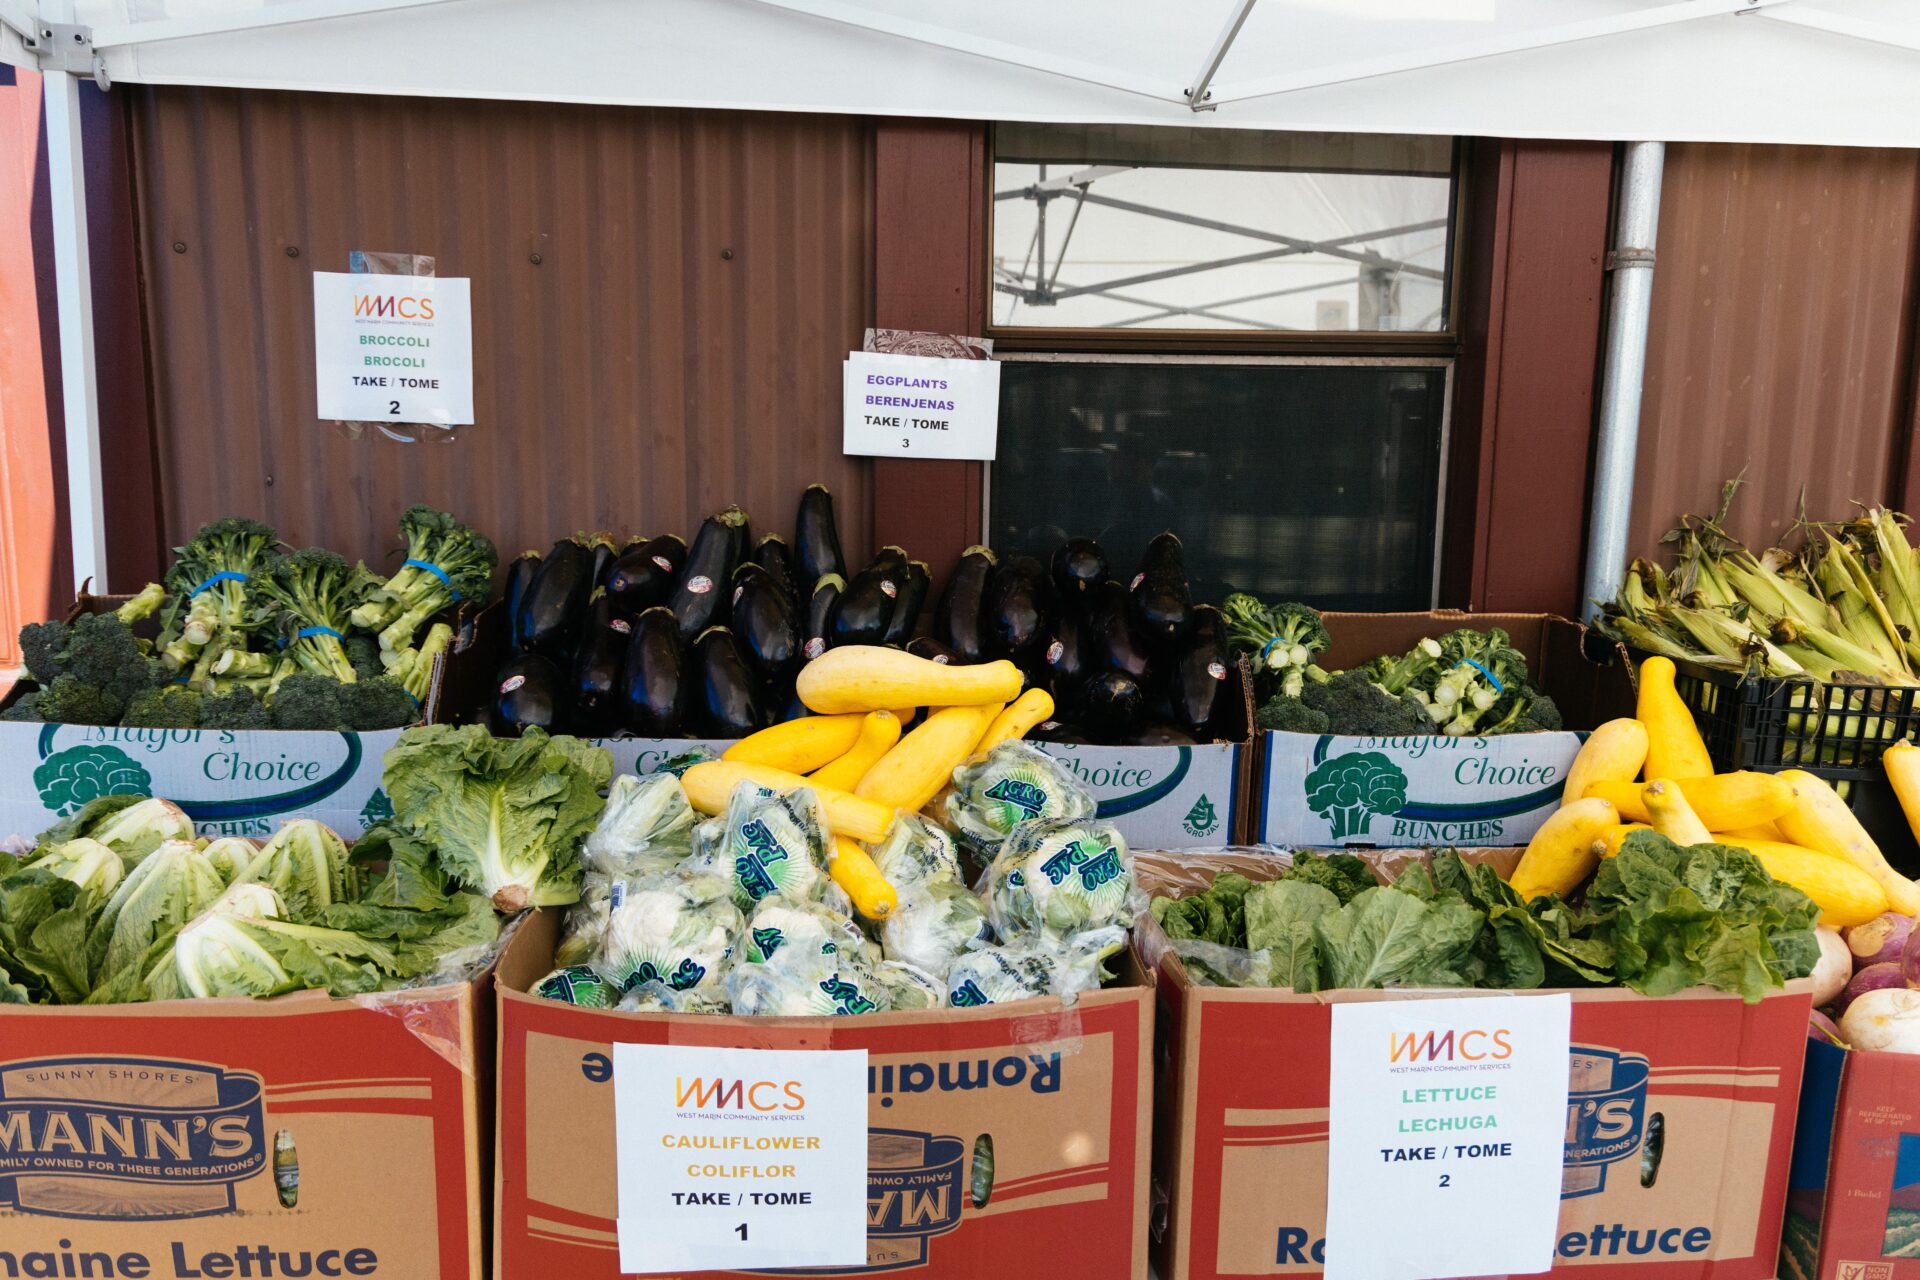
[0,0,1916,145]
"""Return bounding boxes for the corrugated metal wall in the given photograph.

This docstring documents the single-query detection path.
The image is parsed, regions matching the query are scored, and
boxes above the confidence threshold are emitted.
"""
[125,88,875,573]
[1634,142,1920,552]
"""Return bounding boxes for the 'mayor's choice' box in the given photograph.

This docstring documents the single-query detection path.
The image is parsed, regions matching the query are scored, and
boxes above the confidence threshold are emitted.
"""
[492,911,1153,1279]
[0,961,494,1279]
[1143,854,1812,1280]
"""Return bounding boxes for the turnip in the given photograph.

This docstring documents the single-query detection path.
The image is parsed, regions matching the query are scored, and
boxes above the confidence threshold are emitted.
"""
[1837,962,1909,1016]
[1809,1008,1847,1046]
[1839,987,1920,1054]
[1812,927,1853,1007]
[1844,912,1915,969]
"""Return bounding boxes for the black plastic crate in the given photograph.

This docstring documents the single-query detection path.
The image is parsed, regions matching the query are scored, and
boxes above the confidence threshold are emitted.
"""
[1650,652,1920,877]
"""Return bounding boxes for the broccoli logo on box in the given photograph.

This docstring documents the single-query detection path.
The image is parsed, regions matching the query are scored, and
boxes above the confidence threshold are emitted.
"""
[1304,751,1408,840]
[34,745,153,816]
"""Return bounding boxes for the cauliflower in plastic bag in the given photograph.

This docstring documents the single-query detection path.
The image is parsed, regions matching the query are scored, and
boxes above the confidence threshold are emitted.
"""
[880,876,991,979]
[554,873,619,969]
[534,965,619,1008]
[582,773,697,876]
[617,980,731,1015]
[716,784,832,911]
[868,814,963,889]
[946,926,1128,1008]
[594,869,741,996]
[741,899,880,969]
[873,960,944,1011]
[727,899,892,1017]
[945,742,1096,851]
[983,818,1137,944]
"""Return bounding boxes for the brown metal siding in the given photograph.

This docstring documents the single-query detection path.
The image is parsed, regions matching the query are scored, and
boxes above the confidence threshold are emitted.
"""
[126,88,874,572]
[1634,142,1920,552]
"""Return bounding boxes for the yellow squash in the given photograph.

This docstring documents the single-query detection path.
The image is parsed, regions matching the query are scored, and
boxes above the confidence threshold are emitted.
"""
[722,714,866,773]
[680,760,894,844]
[1777,768,1920,915]
[828,836,898,920]
[1562,718,1650,807]
[1637,656,1714,781]
[1510,797,1619,900]
[1721,821,1787,842]
[1715,837,1891,927]
[1582,771,1794,831]
[797,646,1023,714]
[807,711,902,792]
[857,703,1004,814]
[1598,822,1652,858]
[1881,742,1920,888]
[974,689,1055,758]
[1641,778,1713,846]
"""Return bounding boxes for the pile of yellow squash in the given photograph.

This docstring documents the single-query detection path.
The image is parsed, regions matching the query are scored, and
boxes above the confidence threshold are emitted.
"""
[1512,656,1920,927]
[676,646,1054,922]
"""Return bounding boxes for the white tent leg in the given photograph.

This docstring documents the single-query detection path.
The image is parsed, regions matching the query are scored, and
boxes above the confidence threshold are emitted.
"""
[43,60,107,594]
[1581,140,1665,621]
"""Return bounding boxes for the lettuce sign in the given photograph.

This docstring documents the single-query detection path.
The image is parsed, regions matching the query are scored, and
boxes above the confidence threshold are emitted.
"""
[1259,730,1584,848]
[0,723,405,839]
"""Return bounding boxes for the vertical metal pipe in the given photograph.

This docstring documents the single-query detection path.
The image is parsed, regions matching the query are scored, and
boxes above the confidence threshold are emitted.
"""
[1580,140,1665,621]
[44,57,109,593]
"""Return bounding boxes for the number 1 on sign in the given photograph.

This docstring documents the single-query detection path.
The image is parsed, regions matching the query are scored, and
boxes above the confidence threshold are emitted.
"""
[735,1223,748,1241]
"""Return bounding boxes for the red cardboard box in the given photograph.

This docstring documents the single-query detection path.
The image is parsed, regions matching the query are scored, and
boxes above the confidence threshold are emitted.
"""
[493,910,1153,1279]
[1781,1036,1920,1280]
[1144,854,1813,1280]
[0,970,492,1278]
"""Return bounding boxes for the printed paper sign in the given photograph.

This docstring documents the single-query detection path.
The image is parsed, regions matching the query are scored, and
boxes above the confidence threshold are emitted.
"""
[613,1043,868,1274]
[843,351,1000,460]
[312,271,473,424]
[1324,994,1571,1280]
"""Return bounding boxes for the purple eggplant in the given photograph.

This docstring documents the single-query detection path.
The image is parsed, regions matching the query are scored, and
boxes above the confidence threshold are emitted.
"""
[1082,671,1146,738]
[1129,531,1192,644]
[934,546,995,663]
[1171,604,1232,737]
[604,534,687,614]
[620,606,686,737]
[983,555,1055,658]
[692,626,766,737]
[517,536,595,657]
[1051,536,1108,600]
[569,589,628,735]
[881,561,931,647]
[670,506,749,643]
[1086,580,1153,681]
[731,562,801,693]
[795,483,848,587]
[492,653,568,737]
[503,550,541,652]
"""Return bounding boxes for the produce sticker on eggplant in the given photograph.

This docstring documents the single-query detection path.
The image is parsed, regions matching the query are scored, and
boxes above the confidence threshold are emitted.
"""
[312,271,474,425]
[613,1043,867,1273]
[1323,993,1571,1280]
[842,351,1001,460]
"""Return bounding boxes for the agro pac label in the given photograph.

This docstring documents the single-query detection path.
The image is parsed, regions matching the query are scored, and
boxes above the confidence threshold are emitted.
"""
[1032,742,1243,849]
[1257,730,1583,848]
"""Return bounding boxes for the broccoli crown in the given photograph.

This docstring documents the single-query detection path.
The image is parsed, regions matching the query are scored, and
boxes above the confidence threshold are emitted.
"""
[61,614,158,705]
[1301,670,1432,736]
[343,633,385,681]
[1303,750,1409,820]
[3,691,45,722]
[200,686,272,730]
[268,673,348,731]
[1524,693,1563,732]
[18,619,70,685]
[1256,696,1332,735]
[121,684,203,729]
[398,505,497,599]
[37,676,127,725]
[165,516,280,592]
[1269,601,1331,652]
[336,677,419,732]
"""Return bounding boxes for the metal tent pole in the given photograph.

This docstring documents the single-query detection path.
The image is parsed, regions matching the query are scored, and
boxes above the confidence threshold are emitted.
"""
[1580,140,1665,622]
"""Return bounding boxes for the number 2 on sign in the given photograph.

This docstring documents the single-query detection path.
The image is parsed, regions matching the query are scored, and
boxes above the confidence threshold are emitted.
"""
[735,1223,748,1241]
[1439,1174,1451,1188]
[389,400,401,415]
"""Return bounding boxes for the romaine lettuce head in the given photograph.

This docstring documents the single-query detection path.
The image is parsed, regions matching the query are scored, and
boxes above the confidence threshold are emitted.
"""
[37,796,192,866]
[173,911,396,999]
[867,815,963,890]
[719,783,831,912]
[383,725,612,912]
[582,774,697,875]
[89,839,225,986]
[945,743,1096,851]
[983,819,1136,944]
[0,867,98,1003]
[207,880,284,920]
[198,837,260,887]
[945,926,1127,1008]
[237,820,353,919]
[23,838,123,900]
[880,877,991,979]
[595,869,741,996]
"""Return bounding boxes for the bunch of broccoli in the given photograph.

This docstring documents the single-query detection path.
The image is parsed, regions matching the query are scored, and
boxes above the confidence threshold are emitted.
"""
[1222,594,1331,700]
[1255,626,1562,737]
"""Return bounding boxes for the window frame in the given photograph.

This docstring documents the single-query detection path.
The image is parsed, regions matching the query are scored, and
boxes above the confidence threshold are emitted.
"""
[982,351,1456,611]
[984,128,1471,356]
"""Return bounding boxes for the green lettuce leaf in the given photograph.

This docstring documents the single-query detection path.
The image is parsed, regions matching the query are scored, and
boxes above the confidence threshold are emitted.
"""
[1279,851,1377,905]
[174,912,396,999]
[87,840,224,986]
[1314,886,1480,990]
[238,820,355,921]
[1245,880,1338,991]
[1150,872,1254,947]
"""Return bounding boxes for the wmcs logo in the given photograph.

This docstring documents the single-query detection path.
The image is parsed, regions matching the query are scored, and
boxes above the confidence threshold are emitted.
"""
[0,1055,268,1220]
[1388,1027,1515,1064]
[673,1075,806,1114]
[352,292,435,320]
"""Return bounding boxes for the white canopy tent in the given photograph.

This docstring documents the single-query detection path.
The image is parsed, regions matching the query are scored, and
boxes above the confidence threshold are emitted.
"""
[6,0,1920,603]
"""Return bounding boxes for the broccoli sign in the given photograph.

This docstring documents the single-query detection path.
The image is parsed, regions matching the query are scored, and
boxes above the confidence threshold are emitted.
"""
[1303,751,1409,839]
[34,745,153,816]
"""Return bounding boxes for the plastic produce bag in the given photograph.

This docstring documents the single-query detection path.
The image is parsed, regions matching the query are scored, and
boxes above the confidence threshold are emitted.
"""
[727,899,892,1017]
[983,818,1139,944]
[716,784,832,911]
[880,876,991,979]
[553,872,617,969]
[534,965,619,1008]
[945,742,1096,851]
[868,814,964,889]
[873,960,945,1010]
[618,980,731,1015]
[741,899,881,969]
[594,868,741,996]
[946,926,1128,1007]
[581,773,697,876]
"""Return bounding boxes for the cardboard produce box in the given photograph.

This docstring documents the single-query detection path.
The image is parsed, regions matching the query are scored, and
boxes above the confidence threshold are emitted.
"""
[0,961,495,1279]
[0,595,458,840]
[1142,853,1812,1280]
[1255,612,1636,849]
[1781,1036,1920,1280]
[493,911,1153,1279]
